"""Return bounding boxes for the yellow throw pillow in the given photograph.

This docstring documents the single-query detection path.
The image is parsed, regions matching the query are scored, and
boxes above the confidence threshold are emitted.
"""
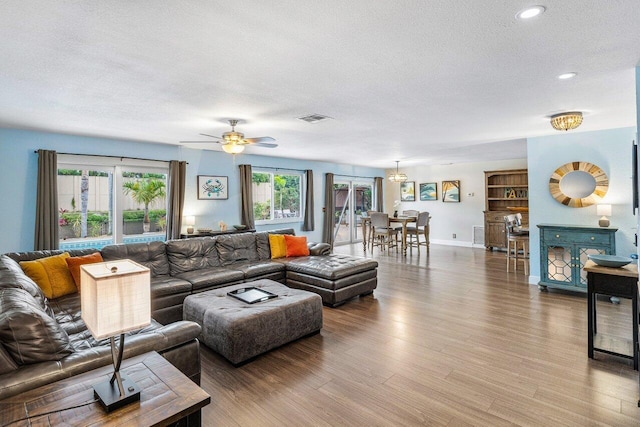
[20,252,77,299]
[268,234,287,259]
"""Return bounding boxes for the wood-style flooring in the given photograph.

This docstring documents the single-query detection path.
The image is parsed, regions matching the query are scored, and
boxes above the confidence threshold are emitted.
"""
[199,244,640,426]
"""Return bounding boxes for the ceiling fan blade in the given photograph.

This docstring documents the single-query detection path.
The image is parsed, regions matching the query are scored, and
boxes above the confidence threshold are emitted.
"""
[243,136,275,144]
[199,133,223,139]
[249,142,278,148]
[180,140,222,144]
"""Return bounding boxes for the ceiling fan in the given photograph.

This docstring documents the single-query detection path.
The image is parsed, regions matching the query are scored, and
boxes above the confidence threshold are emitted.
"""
[180,119,277,154]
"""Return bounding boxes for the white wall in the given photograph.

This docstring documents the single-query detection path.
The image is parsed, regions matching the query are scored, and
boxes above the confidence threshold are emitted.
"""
[527,127,637,284]
[385,158,527,246]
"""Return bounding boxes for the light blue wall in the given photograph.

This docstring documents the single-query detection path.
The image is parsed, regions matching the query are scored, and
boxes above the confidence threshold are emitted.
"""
[527,127,637,283]
[0,128,383,253]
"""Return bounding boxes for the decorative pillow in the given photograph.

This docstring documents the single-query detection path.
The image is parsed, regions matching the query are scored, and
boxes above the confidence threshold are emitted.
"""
[19,252,77,299]
[269,234,287,259]
[65,252,104,291]
[0,288,73,365]
[284,235,310,257]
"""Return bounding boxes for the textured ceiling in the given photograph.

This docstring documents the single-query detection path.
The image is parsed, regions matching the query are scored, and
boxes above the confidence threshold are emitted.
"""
[0,1,639,168]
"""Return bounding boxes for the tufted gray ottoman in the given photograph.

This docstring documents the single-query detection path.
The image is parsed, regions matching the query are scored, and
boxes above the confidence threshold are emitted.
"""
[183,279,322,365]
[283,254,378,307]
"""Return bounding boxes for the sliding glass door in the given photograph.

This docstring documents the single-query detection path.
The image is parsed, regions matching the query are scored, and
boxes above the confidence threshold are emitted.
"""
[333,180,374,245]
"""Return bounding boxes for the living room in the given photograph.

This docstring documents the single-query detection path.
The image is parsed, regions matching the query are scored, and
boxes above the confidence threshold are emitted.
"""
[1,1,640,425]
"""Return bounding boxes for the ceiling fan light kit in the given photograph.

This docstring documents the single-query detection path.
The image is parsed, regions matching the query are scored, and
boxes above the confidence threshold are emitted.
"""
[221,143,245,154]
[550,111,583,131]
[181,119,277,153]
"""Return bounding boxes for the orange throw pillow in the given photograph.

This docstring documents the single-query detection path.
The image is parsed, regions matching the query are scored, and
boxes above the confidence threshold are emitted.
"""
[65,252,104,291]
[269,234,287,259]
[284,235,310,257]
[20,252,77,299]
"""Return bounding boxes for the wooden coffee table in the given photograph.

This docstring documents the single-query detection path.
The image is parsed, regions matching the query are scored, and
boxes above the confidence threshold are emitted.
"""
[0,351,210,426]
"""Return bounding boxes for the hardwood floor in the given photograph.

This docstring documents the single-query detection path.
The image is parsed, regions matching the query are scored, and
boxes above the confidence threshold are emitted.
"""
[199,244,640,426]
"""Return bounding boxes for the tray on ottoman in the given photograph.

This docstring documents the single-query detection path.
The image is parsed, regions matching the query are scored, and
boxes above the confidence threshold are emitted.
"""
[183,279,322,365]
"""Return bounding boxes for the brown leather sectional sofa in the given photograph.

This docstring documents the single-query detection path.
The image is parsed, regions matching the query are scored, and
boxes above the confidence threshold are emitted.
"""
[0,229,377,402]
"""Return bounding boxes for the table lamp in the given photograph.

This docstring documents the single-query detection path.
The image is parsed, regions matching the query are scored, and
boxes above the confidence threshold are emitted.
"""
[596,204,611,227]
[81,260,151,412]
[185,215,196,234]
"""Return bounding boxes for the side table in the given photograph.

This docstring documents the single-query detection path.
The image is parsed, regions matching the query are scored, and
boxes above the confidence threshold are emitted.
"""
[584,260,638,370]
[0,351,210,426]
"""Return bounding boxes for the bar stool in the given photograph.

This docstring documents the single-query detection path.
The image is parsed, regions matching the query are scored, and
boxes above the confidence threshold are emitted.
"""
[504,214,529,274]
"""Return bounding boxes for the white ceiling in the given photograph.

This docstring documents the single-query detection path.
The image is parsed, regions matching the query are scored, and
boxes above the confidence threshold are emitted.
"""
[1,1,639,168]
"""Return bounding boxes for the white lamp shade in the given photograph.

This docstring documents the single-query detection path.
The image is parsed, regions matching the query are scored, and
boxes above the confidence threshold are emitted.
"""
[81,260,151,340]
[185,216,196,226]
[596,204,612,216]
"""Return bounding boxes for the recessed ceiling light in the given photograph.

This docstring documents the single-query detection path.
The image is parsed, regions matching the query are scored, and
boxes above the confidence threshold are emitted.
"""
[558,72,577,80]
[516,5,546,20]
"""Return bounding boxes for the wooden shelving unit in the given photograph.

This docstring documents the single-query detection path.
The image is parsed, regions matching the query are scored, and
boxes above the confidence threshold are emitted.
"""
[483,169,528,249]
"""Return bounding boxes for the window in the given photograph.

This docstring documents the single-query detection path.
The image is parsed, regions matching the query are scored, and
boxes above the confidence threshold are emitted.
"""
[57,155,168,250]
[252,170,303,224]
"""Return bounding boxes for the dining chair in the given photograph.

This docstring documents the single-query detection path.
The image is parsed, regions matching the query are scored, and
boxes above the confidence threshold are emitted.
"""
[370,212,398,253]
[406,211,430,254]
[504,214,529,274]
[394,210,419,231]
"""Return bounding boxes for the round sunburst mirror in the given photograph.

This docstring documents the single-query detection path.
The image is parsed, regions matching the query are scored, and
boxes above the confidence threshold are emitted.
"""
[549,161,608,207]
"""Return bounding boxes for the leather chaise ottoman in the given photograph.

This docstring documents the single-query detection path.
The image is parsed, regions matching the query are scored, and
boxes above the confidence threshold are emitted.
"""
[183,279,322,365]
[283,254,378,307]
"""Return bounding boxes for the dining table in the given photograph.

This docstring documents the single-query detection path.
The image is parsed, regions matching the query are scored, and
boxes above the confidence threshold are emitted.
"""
[361,215,416,256]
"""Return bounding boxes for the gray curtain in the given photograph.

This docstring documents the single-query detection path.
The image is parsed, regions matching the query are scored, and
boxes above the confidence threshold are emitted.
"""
[374,177,383,212]
[34,149,59,250]
[239,164,255,228]
[322,173,334,246]
[301,169,314,231]
[166,160,187,240]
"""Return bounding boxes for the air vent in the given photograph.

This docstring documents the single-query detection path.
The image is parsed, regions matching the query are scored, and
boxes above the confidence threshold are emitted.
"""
[472,225,485,246]
[297,114,332,124]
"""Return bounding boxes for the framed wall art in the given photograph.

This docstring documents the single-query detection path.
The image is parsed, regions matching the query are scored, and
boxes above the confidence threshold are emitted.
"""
[198,175,228,200]
[419,182,437,201]
[442,180,460,203]
[400,181,415,201]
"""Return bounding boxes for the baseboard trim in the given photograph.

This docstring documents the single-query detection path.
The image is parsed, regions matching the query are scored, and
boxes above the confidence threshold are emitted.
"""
[430,239,472,248]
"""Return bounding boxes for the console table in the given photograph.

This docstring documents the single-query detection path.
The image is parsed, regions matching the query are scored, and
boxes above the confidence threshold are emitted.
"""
[584,260,638,370]
[0,351,210,426]
[181,228,255,238]
[537,224,617,292]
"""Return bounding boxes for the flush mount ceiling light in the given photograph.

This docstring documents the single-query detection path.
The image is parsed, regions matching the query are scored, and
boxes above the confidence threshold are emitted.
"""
[558,72,577,80]
[516,5,546,20]
[550,111,583,131]
[388,161,408,183]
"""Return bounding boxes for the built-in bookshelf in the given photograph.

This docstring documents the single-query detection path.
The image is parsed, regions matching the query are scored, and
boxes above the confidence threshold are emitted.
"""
[483,169,528,249]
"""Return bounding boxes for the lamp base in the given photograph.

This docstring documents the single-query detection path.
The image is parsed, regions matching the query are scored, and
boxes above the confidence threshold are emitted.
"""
[94,372,141,413]
[187,226,194,234]
[599,217,610,227]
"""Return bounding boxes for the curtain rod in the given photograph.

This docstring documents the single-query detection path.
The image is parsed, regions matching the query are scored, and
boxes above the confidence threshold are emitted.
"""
[251,165,306,173]
[34,150,187,164]
[333,174,380,180]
